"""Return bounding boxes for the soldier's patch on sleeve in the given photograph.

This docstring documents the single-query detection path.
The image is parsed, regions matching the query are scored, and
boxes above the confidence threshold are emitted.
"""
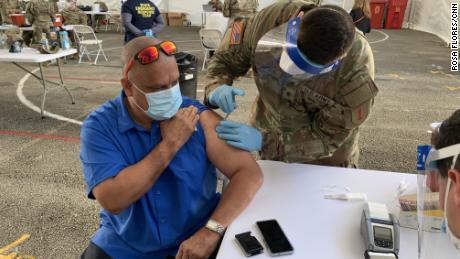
[230,21,245,45]
[345,100,372,129]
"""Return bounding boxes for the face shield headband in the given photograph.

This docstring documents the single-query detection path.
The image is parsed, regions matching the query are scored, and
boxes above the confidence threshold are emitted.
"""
[425,143,460,173]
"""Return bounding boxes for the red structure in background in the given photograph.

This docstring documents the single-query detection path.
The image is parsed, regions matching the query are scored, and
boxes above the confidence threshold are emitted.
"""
[385,0,409,29]
[370,0,387,29]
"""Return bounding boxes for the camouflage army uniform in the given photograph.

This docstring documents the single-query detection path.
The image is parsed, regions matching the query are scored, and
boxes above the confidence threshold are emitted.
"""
[25,0,54,43]
[205,0,378,167]
[49,0,58,13]
[61,6,87,25]
[208,0,223,12]
[0,0,20,24]
[223,0,258,19]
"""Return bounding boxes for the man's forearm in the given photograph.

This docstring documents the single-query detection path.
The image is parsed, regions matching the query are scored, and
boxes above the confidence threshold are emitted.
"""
[151,15,165,34]
[96,140,179,214]
[122,12,144,36]
[208,167,263,227]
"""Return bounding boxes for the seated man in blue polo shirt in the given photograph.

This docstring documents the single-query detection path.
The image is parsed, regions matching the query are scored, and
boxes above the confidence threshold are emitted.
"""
[79,36,263,259]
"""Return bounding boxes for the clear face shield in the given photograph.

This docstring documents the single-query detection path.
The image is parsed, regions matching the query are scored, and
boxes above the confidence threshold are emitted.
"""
[254,17,341,90]
[279,17,340,76]
[417,139,460,258]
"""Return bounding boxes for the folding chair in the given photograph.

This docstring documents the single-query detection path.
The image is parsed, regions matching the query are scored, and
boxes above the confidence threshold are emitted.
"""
[72,25,108,64]
[198,28,223,71]
[105,12,122,33]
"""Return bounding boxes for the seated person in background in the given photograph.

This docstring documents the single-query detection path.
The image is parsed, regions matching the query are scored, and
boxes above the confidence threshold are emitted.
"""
[61,0,87,26]
[92,0,108,32]
[430,109,460,250]
[79,36,263,259]
[208,0,223,12]
[349,0,371,35]
[121,0,165,43]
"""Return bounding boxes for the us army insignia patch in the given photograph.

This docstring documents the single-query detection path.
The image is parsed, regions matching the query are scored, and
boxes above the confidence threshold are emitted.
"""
[230,21,245,45]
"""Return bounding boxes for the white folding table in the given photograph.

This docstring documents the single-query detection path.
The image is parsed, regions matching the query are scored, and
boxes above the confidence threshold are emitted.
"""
[84,11,112,29]
[216,160,457,259]
[84,11,112,15]
[0,25,34,32]
[0,48,77,118]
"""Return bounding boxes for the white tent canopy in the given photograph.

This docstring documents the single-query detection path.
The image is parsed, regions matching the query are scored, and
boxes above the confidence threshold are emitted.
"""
[74,0,450,43]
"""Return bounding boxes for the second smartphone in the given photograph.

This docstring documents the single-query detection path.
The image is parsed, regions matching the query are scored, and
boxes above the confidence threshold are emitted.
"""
[256,219,294,256]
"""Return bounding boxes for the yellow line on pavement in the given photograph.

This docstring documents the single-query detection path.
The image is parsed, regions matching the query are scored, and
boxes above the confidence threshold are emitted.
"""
[447,86,460,91]
[0,234,31,255]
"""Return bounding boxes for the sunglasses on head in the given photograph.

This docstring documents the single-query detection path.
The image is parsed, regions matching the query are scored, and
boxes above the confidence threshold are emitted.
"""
[124,41,177,79]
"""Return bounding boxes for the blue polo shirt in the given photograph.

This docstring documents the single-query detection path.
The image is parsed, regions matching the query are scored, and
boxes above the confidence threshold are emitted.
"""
[80,91,220,259]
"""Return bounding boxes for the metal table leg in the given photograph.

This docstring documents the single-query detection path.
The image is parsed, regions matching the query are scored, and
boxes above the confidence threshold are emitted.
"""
[56,58,75,104]
[12,61,76,119]
[38,62,47,118]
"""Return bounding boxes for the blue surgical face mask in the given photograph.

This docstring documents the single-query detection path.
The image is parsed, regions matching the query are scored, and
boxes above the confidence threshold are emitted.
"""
[131,81,182,121]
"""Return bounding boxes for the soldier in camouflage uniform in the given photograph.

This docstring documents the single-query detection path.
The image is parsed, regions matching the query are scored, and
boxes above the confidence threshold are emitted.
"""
[49,0,59,13]
[61,0,87,25]
[25,0,54,43]
[223,0,258,20]
[0,0,20,24]
[205,0,378,168]
[208,0,223,12]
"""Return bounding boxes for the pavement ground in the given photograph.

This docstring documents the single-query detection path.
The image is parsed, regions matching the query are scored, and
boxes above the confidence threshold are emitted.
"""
[0,26,458,258]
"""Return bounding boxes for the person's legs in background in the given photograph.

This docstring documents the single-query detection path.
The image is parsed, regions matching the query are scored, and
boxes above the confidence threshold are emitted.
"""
[93,14,104,32]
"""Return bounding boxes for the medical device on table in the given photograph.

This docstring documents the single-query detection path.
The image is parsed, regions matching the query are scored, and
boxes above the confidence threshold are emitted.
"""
[361,202,400,259]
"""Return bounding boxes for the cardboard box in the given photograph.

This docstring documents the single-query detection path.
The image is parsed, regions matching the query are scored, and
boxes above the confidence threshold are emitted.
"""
[160,12,168,26]
[168,12,185,27]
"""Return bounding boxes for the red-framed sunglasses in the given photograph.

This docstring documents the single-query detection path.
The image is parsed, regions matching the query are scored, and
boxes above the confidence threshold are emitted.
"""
[124,41,178,79]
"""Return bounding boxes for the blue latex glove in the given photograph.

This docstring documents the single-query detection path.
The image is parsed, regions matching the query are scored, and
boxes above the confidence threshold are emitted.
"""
[216,120,262,152]
[208,84,245,114]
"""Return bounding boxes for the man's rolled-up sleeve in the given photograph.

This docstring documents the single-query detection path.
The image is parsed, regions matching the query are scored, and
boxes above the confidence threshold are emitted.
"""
[80,120,128,199]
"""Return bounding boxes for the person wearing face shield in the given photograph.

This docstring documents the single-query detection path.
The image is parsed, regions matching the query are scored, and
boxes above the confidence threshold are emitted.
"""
[418,109,460,258]
[79,37,263,259]
[205,0,378,167]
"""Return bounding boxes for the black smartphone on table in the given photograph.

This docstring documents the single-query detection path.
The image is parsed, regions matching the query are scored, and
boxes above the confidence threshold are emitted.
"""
[256,219,294,256]
[235,231,264,257]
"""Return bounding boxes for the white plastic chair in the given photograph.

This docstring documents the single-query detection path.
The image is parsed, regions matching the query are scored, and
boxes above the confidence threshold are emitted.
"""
[199,28,223,71]
[72,25,108,64]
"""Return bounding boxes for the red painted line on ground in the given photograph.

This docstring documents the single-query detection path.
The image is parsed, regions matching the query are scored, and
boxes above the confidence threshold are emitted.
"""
[0,130,80,143]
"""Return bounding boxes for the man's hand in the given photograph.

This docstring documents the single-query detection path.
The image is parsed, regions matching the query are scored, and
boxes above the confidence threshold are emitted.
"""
[176,228,221,259]
[208,84,245,114]
[160,106,199,151]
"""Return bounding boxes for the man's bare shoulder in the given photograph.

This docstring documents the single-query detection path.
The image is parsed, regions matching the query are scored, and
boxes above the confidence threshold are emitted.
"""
[199,109,222,132]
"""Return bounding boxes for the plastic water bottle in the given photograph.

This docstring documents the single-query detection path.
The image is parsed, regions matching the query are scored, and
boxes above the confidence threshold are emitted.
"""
[40,33,49,49]
[0,33,7,49]
[59,31,70,50]
[416,144,431,259]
